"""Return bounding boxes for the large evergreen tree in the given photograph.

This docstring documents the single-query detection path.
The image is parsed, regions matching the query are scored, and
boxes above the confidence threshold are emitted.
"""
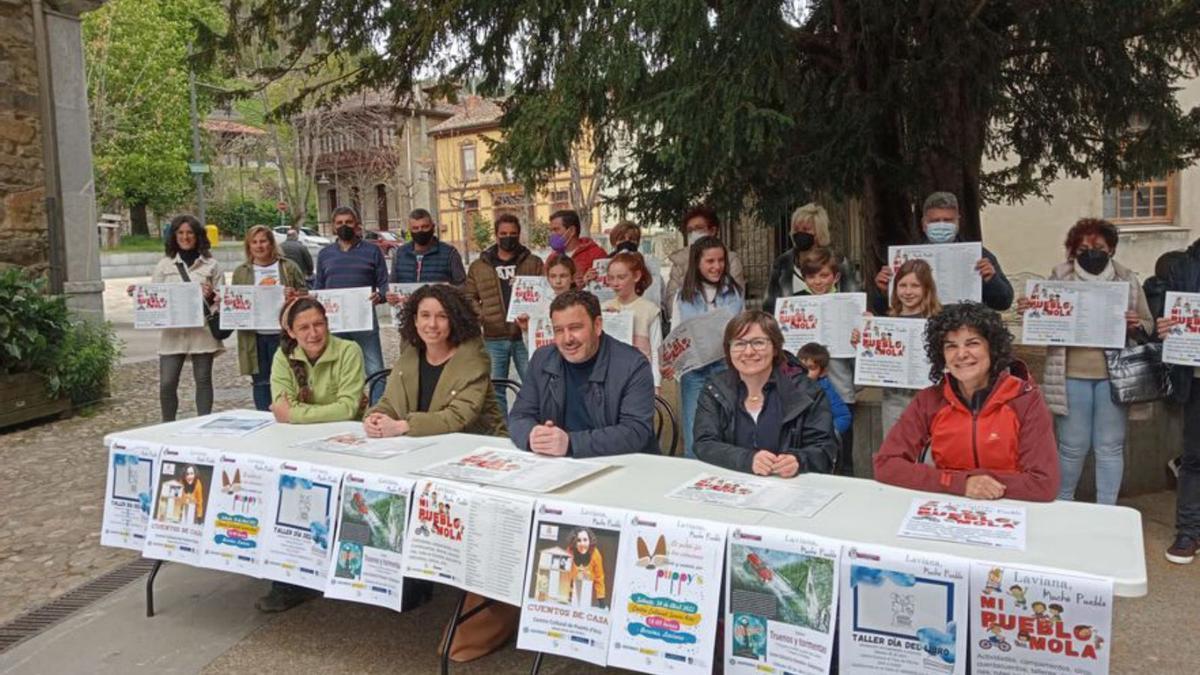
[216,0,1200,263]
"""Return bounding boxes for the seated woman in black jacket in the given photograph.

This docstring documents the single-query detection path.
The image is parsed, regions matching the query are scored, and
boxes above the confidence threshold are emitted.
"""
[694,310,838,476]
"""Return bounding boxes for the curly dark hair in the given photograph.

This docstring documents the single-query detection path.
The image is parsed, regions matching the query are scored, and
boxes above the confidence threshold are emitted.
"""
[165,214,211,258]
[924,302,1014,384]
[1064,217,1119,259]
[398,284,482,348]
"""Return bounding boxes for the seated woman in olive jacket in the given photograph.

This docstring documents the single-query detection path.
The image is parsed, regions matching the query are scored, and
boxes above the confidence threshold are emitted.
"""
[363,283,505,438]
[694,310,838,476]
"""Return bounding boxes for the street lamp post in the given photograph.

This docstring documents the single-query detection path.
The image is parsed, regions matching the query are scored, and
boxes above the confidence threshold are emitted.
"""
[187,47,207,227]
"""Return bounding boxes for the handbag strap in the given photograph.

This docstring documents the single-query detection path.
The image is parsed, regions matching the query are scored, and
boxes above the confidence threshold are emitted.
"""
[174,261,192,283]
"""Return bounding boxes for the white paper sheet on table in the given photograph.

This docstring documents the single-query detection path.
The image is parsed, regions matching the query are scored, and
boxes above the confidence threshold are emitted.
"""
[774,292,867,358]
[402,479,534,605]
[1021,279,1129,349]
[887,242,983,304]
[133,283,205,329]
[853,316,933,390]
[173,412,274,438]
[292,431,434,459]
[218,285,285,331]
[725,526,842,675]
[198,453,279,575]
[100,437,161,551]
[898,498,1027,551]
[310,286,374,333]
[1162,291,1200,367]
[667,473,840,518]
[415,447,608,493]
[325,471,415,611]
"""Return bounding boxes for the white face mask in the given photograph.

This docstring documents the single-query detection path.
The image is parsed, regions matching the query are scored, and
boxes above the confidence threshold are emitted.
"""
[687,230,707,246]
[924,220,958,244]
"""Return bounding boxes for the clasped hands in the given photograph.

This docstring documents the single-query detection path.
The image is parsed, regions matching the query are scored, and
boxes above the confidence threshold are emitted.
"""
[363,412,409,437]
[529,421,570,456]
[751,450,800,478]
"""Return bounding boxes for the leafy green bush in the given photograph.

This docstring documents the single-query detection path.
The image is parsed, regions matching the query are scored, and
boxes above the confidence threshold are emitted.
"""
[208,198,281,239]
[52,320,122,404]
[0,270,70,377]
[471,214,493,252]
[528,220,550,248]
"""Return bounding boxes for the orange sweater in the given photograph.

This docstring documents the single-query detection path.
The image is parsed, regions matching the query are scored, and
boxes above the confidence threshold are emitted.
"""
[568,548,606,603]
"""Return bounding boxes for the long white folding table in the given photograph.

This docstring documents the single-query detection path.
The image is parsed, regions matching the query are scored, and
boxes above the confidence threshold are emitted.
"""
[108,413,1148,671]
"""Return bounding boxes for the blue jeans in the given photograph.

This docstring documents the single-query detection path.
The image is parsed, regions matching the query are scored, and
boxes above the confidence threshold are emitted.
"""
[343,329,385,405]
[484,338,528,416]
[681,361,727,459]
[1055,378,1127,505]
[1176,380,1200,538]
[251,333,281,411]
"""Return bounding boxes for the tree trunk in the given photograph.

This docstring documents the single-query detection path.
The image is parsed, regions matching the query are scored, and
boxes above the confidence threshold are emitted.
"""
[130,202,149,237]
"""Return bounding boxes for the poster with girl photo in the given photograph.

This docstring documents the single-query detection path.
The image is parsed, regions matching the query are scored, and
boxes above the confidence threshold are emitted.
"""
[518,500,627,667]
[142,445,220,565]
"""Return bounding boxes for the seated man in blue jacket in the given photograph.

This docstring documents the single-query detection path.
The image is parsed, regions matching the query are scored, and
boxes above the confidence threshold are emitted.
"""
[509,290,658,457]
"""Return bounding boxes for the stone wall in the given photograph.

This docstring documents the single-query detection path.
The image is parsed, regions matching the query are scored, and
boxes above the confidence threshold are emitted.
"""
[0,0,49,276]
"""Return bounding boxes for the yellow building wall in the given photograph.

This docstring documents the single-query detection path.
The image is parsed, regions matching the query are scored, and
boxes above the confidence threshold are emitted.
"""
[431,126,603,248]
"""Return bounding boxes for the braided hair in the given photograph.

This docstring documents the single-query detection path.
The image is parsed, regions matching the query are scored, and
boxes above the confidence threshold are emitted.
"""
[278,296,328,403]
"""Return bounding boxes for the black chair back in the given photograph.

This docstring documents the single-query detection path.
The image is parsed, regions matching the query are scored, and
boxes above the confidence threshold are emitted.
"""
[365,368,392,396]
[654,395,680,456]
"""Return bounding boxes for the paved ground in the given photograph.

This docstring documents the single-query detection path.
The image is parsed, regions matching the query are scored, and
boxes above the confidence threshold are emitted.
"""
[0,281,1196,672]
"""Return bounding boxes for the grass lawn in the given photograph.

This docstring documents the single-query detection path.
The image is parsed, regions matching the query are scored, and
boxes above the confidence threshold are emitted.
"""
[106,235,238,253]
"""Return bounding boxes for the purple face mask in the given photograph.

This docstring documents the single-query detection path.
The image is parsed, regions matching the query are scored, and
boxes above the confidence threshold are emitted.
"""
[549,233,568,253]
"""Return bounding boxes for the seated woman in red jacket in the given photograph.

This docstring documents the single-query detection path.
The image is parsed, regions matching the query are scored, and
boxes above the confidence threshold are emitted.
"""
[874,302,1060,501]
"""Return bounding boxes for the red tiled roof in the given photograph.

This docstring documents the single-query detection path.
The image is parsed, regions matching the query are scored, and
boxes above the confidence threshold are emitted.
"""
[428,96,504,135]
[201,119,266,136]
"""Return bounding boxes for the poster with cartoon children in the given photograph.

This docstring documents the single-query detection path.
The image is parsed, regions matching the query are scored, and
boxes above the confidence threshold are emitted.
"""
[853,317,934,390]
[606,513,726,674]
[887,243,982,305]
[1021,279,1128,349]
[1163,291,1200,367]
[969,563,1113,675]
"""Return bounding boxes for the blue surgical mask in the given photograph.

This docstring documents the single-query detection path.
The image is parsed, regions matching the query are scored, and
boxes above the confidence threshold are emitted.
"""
[924,221,958,244]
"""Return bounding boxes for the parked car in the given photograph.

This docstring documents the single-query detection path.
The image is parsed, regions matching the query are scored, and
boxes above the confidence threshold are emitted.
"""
[272,226,331,257]
[363,229,404,256]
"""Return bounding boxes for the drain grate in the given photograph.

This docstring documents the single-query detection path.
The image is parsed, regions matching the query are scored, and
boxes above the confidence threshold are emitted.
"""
[0,557,157,654]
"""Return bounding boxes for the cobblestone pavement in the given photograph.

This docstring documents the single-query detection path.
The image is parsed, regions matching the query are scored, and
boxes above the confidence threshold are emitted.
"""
[0,326,402,625]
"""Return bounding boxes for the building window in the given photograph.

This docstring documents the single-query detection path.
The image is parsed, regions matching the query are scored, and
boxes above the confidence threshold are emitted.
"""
[463,198,480,224]
[460,143,477,181]
[1103,176,1176,224]
[551,190,570,212]
[326,188,338,211]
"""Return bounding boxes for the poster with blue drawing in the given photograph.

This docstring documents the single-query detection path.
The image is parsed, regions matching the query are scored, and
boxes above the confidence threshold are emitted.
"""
[839,545,968,674]
[100,437,160,551]
[606,513,726,674]
[259,460,343,591]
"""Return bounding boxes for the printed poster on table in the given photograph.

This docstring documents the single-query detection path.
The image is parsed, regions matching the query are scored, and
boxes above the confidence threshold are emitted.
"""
[142,445,220,564]
[259,460,343,591]
[1163,291,1200,367]
[586,259,616,302]
[839,545,968,675]
[100,437,160,551]
[387,282,426,327]
[660,309,734,377]
[1021,280,1128,349]
[667,473,840,518]
[292,430,434,459]
[969,563,1112,675]
[416,447,608,494]
[887,243,983,304]
[402,479,534,605]
[174,411,274,438]
[602,310,635,346]
[218,285,286,331]
[198,453,279,575]
[725,527,841,675]
[326,471,415,611]
[853,317,933,390]
[133,283,205,329]
[526,313,555,353]
[518,500,628,667]
[898,498,1027,551]
[774,292,867,357]
[507,276,554,321]
[310,286,374,333]
[607,514,726,675]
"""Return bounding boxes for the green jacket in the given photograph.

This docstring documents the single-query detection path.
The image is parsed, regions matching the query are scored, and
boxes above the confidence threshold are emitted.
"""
[232,258,308,376]
[270,335,365,423]
[366,336,507,437]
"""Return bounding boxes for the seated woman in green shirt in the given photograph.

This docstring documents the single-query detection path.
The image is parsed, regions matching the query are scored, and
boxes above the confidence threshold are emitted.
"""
[270,296,366,424]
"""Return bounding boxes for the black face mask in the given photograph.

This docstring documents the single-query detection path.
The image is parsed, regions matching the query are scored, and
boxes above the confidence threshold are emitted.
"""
[1076,249,1110,275]
[498,236,520,253]
[411,230,434,246]
[336,225,356,242]
[614,240,639,254]
[791,231,816,252]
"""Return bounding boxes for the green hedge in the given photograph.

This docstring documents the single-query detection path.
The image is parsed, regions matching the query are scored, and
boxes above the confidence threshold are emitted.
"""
[208,199,282,239]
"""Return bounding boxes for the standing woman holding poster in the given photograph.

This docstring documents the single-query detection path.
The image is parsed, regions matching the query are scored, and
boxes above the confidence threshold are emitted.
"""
[142,215,224,422]
[762,203,861,313]
[1025,218,1152,505]
[667,236,745,458]
[232,225,307,411]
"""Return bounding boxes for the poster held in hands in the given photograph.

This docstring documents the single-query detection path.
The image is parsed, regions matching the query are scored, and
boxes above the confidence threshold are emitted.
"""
[387,282,425,327]
[667,473,840,518]
[416,447,607,493]
[325,471,415,611]
[853,317,933,390]
[1020,280,1128,349]
[142,445,220,564]
[898,498,1027,551]
[198,453,279,575]
[218,285,286,330]
[526,313,555,353]
[1162,291,1200,367]
[607,513,726,674]
[402,479,534,605]
[660,309,734,377]
[602,310,635,346]
[518,500,627,666]
[507,276,554,321]
[887,243,983,304]
[310,286,374,333]
[586,259,616,302]
[839,545,969,674]
[133,283,205,329]
[969,563,1112,675]
[725,527,841,675]
[100,438,160,551]
[774,293,867,357]
[259,460,344,591]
